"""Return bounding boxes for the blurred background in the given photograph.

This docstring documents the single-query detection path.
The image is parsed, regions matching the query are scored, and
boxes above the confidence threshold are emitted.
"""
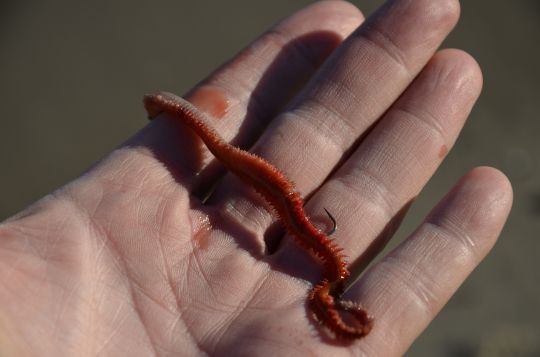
[1,1,538,355]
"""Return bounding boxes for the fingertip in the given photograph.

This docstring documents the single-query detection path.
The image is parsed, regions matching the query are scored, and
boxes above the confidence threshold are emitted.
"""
[428,49,484,102]
[430,166,513,255]
[431,48,483,95]
[281,0,364,38]
[309,0,365,22]
[463,166,514,216]
[413,0,461,31]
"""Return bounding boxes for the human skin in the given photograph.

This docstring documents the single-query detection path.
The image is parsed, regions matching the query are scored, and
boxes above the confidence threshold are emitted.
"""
[0,0,512,356]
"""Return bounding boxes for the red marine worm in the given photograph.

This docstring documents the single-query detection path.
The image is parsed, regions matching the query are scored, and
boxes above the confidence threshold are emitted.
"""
[143,92,373,340]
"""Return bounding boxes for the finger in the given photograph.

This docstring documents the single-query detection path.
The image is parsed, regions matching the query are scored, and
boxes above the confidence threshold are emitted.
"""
[345,167,512,356]
[208,0,461,244]
[277,49,483,268]
[272,48,481,281]
[125,1,364,194]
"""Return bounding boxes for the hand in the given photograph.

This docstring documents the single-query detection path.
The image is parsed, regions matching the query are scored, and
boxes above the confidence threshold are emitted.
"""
[0,0,512,355]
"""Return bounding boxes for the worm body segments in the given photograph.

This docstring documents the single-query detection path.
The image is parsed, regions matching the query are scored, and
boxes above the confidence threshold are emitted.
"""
[144,92,373,339]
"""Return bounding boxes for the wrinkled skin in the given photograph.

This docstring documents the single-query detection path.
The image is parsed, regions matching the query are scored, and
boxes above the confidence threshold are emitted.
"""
[0,1,512,356]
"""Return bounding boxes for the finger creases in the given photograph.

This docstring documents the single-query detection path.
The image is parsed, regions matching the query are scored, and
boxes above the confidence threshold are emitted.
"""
[274,49,483,270]
[125,1,364,195]
[283,0,462,168]
[347,167,512,356]
[207,0,462,249]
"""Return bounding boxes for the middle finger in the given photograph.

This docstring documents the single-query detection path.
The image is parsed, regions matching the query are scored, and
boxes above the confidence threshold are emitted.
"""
[209,0,461,247]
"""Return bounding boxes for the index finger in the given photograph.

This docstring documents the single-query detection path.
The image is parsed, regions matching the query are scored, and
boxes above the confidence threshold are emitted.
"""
[125,1,364,194]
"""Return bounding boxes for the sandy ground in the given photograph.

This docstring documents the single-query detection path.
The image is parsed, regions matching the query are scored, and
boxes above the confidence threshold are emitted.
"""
[1,1,538,355]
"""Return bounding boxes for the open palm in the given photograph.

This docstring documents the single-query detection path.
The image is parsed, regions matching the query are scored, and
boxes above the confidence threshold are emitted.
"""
[0,1,512,356]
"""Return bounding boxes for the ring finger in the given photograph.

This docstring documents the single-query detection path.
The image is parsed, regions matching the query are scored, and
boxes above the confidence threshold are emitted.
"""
[275,49,483,276]
[208,0,461,255]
